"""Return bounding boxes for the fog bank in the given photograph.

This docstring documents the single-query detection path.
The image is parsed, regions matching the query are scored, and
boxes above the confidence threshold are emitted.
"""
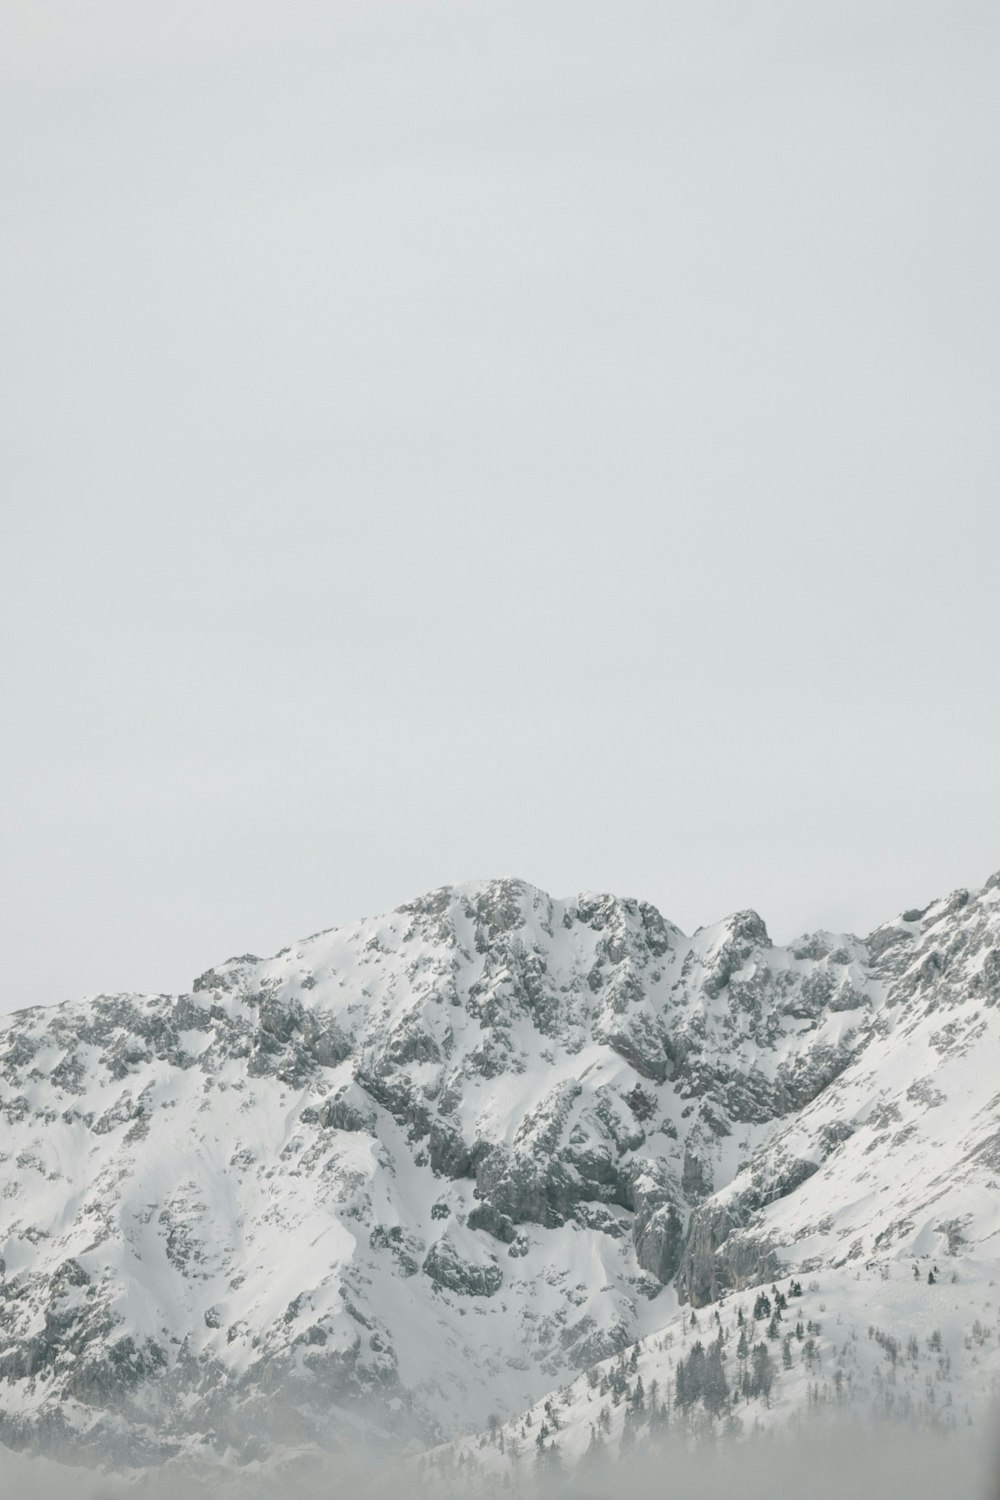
[2,1418,997,1500]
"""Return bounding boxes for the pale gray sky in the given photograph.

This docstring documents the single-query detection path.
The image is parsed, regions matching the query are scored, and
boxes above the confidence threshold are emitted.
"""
[2,1,999,1013]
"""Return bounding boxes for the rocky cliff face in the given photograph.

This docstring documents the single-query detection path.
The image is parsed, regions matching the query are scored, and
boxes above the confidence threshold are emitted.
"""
[1,872,998,1468]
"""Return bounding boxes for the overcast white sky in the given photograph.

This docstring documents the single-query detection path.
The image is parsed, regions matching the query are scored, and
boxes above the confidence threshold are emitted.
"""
[2,1,999,1013]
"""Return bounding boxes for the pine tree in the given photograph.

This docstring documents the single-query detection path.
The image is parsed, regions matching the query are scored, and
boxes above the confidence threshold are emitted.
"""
[648,1377,669,1435]
[675,1359,687,1411]
[751,1342,776,1405]
[676,1340,706,1409]
[535,1434,563,1477]
[621,1406,639,1454]
[582,1425,607,1476]
[703,1339,729,1418]
[753,1291,772,1321]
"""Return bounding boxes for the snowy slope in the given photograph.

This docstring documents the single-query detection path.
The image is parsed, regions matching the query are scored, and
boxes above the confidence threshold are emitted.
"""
[430,1258,1000,1483]
[1,872,999,1469]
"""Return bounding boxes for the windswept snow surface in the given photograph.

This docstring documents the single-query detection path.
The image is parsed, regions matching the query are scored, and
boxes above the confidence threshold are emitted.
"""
[1,873,999,1470]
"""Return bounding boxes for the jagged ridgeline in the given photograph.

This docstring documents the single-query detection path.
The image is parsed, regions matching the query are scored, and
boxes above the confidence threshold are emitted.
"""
[1,873,1000,1467]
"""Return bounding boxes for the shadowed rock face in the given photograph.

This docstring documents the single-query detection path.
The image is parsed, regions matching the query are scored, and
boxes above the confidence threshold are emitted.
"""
[674,1153,823,1306]
[1,871,1000,1465]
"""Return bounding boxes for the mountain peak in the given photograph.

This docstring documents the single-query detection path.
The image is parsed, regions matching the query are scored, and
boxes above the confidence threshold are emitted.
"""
[2,867,999,1471]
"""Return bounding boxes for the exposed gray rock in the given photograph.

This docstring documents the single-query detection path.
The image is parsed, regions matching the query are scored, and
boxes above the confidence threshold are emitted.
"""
[319,1087,376,1134]
[675,1200,780,1306]
[422,1237,502,1297]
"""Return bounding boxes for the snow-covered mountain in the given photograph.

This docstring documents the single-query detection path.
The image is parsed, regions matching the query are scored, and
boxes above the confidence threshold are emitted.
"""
[1,872,999,1471]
